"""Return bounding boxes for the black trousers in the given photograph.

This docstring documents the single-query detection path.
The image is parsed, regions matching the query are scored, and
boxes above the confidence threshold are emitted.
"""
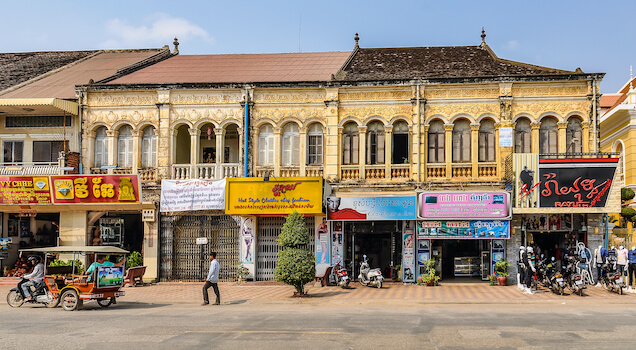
[629,263,636,287]
[202,281,219,304]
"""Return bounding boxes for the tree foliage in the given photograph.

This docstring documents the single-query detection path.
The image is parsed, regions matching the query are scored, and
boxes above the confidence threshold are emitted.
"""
[621,187,635,202]
[275,211,315,295]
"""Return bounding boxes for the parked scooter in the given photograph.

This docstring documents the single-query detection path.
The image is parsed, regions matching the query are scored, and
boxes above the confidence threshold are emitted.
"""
[599,256,624,295]
[358,255,384,288]
[333,262,350,288]
[563,256,586,296]
[545,257,565,295]
[7,278,59,308]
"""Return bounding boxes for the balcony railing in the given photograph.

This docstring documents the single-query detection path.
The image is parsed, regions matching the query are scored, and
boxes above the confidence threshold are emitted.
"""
[340,165,360,180]
[391,164,410,179]
[0,162,61,176]
[426,163,446,179]
[172,163,241,180]
[478,162,497,177]
[365,165,385,180]
[280,166,300,177]
[451,163,472,178]
[305,166,323,177]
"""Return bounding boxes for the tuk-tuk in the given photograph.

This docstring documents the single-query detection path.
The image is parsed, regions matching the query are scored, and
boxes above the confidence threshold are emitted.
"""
[16,246,128,311]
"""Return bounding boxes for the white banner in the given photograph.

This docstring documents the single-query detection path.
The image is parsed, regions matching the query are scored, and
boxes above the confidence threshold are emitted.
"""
[160,179,226,212]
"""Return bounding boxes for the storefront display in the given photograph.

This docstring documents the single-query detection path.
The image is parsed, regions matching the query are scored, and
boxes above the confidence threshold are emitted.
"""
[417,220,510,239]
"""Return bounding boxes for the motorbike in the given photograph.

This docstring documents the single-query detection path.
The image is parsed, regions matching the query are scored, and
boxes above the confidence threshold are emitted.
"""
[563,256,586,296]
[333,262,350,288]
[544,257,565,295]
[599,257,624,295]
[358,255,384,288]
[7,278,59,308]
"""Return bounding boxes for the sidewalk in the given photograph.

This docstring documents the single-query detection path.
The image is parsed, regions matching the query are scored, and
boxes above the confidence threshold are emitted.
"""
[3,279,631,306]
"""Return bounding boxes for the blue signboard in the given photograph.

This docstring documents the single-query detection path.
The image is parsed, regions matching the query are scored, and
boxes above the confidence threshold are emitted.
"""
[417,220,510,239]
[327,196,416,221]
[97,266,124,288]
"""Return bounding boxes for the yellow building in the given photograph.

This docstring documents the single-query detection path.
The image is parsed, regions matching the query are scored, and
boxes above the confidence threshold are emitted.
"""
[78,33,608,282]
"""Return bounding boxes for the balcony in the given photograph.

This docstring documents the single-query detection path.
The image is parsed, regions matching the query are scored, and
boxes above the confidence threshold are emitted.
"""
[451,163,472,178]
[426,163,446,179]
[391,164,410,179]
[172,163,241,180]
[340,165,360,180]
[0,162,62,176]
[365,165,385,180]
[478,162,497,178]
[90,167,158,183]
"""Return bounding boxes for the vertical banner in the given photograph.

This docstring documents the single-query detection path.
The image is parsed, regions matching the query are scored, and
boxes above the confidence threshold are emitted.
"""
[402,221,416,283]
[316,217,330,265]
[331,221,343,265]
[417,238,431,278]
[492,240,505,275]
[240,217,255,264]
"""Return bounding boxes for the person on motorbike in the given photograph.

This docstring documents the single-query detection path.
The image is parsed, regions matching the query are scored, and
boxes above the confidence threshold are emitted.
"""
[21,256,44,301]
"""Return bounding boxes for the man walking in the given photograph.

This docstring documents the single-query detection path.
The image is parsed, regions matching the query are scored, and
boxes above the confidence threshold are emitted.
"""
[202,252,220,306]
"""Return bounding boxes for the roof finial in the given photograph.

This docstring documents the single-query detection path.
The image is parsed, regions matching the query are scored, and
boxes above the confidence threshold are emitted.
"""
[631,65,633,80]
[354,32,360,49]
[173,37,179,54]
[481,27,486,46]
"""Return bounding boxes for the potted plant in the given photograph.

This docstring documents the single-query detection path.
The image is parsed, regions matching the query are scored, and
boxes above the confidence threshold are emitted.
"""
[417,259,440,286]
[236,264,249,284]
[494,259,510,286]
[487,274,497,286]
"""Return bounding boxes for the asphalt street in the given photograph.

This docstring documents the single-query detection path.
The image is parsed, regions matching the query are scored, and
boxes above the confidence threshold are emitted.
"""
[1,300,635,349]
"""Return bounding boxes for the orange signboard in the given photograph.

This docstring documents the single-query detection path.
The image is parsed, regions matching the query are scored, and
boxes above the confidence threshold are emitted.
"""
[226,177,322,215]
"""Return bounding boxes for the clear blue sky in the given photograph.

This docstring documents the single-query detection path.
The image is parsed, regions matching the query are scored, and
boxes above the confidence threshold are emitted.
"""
[3,0,632,93]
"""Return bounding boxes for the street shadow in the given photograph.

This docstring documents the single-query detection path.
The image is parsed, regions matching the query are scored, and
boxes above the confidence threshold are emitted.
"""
[78,301,171,311]
[224,299,248,305]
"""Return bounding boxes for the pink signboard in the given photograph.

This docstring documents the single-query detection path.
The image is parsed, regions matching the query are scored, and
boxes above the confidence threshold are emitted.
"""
[418,192,511,220]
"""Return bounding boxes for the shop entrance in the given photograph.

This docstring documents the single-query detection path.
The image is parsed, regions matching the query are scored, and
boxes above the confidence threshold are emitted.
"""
[345,221,402,280]
[433,240,490,281]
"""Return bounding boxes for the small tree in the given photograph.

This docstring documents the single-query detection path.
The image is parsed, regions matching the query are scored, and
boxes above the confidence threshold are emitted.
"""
[275,211,316,296]
[620,187,636,227]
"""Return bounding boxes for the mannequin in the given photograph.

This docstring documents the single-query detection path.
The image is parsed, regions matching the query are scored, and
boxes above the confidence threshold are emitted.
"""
[594,245,607,287]
[577,242,594,285]
[517,246,526,290]
[617,245,628,277]
[523,246,536,295]
[628,246,636,292]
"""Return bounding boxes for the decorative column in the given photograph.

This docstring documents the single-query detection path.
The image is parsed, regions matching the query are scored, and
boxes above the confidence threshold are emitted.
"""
[557,121,568,154]
[531,122,541,154]
[274,126,281,177]
[189,127,200,178]
[251,126,259,175]
[215,127,224,179]
[494,122,502,178]
[299,126,307,176]
[85,131,95,173]
[237,127,243,177]
[170,129,179,179]
[444,124,453,178]
[581,121,590,153]
[324,95,340,181]
[132,129,140,174]
[385,125,393,180]
[156,90,171,180]
[358,126,367,179]
[470,123,480,179]
[106,130,116,175]
[422,125,429,180]
[337,126,344,179]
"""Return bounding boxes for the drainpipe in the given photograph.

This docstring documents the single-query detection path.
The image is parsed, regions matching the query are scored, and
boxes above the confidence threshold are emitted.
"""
[604,213,609,250]
[78,91,84,174]
[416,83,421,182]
[592,77,598,153]
[244,91,250,177]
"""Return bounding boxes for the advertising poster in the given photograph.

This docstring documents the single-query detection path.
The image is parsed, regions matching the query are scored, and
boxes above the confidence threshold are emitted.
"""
[240,217,255,264]
[402,223,416,283]
[327,196,416,221]
[96,266,124,288]
[417,220,510,239]
[419,192,510,220]
[0,176,52,204]
[499,127,513,147]
[51,175,140,204]
[316,217,330,265]
[331,221,343,265]
[226,177,322,215]
[0,237,12,250]
[160,179,225,212]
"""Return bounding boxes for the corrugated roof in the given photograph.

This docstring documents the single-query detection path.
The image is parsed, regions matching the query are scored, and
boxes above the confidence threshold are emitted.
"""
[340,45,576,81]
[109,52,352,84]
[0,51,96,91]
[0,49,168,99]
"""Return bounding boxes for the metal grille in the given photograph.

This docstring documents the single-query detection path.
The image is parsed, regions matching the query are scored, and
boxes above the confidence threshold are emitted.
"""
[256,216,315,281]
[159,214,239,282]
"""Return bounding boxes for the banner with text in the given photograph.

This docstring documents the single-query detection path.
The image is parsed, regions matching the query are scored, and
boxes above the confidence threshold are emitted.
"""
[326,196,416,221]
[225,177,322,215]
[160,179,226,212]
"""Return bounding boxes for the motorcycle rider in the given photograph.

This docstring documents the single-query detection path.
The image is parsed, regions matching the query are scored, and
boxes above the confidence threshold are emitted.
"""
[21,256,44,301]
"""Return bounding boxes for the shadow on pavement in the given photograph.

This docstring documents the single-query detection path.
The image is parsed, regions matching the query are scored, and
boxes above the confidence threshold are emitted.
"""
[224,299,248,305]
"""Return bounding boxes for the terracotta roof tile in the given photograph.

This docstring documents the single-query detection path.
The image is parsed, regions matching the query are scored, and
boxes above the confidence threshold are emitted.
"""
[109,52,352,84]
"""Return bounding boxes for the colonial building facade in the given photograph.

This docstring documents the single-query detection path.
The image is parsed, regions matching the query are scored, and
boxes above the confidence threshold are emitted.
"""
[76,34,611,282]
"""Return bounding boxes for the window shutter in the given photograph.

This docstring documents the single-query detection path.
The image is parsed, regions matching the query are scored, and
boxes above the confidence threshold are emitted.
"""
[282,135,290,166]
[291,133,299,165]
[258,137,266,166]
[352,134,359,164]
[378,132,385,164]
[151,135,157,167]
[267,135,274,165]
[343,135,351,164]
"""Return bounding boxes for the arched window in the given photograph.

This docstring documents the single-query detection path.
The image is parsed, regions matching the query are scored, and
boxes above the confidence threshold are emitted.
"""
[478,119,495,162]
[427,120,445,163]
[366,121,385,165]
[514,118,532,153]
[539,117,558,154]
[392,121,409,164]
[258,124,274,166]
[307,123,323,165]
[281,123,300,166]
[117,125,134,168]
[141,126,157,168]
[342,122,359,165]
[452,119,471,162]
[616,142,625,180]
[94,126,108,168]
[566,117,583,154]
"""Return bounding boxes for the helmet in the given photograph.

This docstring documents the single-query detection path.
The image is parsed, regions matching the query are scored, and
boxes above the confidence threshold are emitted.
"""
[27,256,40,264]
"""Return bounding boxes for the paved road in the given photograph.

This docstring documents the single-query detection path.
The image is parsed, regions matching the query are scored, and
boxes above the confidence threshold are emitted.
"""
[1,284,636,349]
